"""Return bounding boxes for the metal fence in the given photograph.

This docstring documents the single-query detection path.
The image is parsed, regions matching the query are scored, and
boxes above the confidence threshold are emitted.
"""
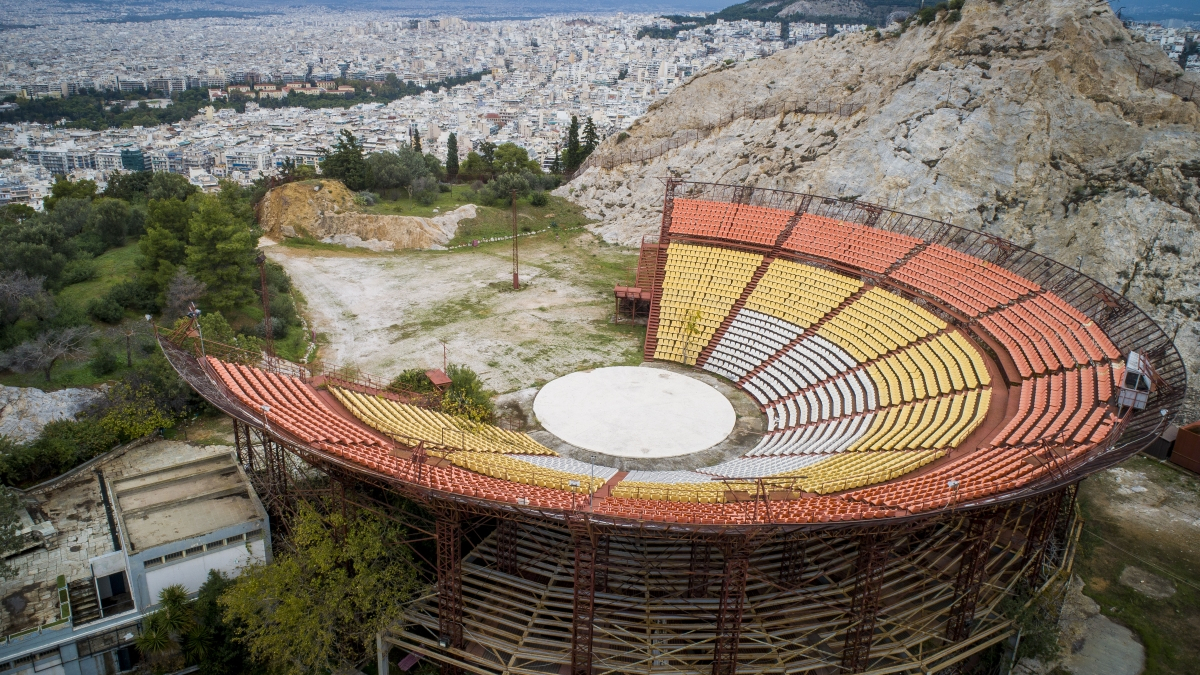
[1135,62,1200,101]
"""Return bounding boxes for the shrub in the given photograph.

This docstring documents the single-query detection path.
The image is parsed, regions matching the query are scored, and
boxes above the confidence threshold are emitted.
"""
[616,132,630,144]
[86,296,125,324]
[412,176,439,206]
[0,420,120,487]
[107,279,160,313]
[438,183,452,193]
[529,191,548,207]
[442,363,493,422]
[354,191,379,206]
[61,259,98,286]
[89,343,120,376]
[387,368,435,394]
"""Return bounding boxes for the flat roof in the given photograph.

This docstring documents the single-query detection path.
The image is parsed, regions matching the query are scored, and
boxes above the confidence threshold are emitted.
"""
[111,453,262,553]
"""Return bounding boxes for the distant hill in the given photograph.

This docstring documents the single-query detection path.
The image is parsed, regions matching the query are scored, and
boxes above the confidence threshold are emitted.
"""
[660,0,923,30]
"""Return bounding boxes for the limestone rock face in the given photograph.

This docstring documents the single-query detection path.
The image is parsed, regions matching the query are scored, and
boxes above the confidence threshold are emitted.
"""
[257,179,358,239]
[314,204,477,250]
[0,385,103,443]
[558,0,1200,421]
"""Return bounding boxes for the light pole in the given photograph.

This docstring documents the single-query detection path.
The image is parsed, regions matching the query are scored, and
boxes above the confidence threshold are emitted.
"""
[255,251,275,357]
[187,303,205,359]
[511,189,520,289]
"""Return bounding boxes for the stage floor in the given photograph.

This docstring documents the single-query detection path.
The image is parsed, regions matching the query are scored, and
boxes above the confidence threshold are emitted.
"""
[532,366,737,458]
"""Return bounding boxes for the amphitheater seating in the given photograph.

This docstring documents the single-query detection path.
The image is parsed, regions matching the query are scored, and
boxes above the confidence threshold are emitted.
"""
[450,452,605,494]
[207,358,385,453]
[653,243,763,364]
[747,414,875,456]
[850,389,990,451]
[989,364,1115,447]
[782,214,922,273]
[776,450,944,495]
[891,244,1040,316]
[979,294,1122,378]
[594,495,897,524]
[612,474,752,503]
[817,287,946,361]
[331,386,553,455]
[742,259,862,329]
[864,333,991,407]
[668,199,794,246]
[696,454,829,478]
[762,370,877,430]
[741,336,857,405]
[704,309,800,382]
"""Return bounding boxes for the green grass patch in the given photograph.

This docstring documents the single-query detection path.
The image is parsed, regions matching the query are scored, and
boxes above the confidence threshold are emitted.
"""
[56,243,140,312]
[364,185,477,219]
[1074,456,1200,675]
[280,237,372,253]
[448,195,591,247]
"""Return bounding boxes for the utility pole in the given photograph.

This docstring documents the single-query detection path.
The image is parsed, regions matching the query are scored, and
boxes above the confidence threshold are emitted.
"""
[511,189,520,290]
[255,251,275,357]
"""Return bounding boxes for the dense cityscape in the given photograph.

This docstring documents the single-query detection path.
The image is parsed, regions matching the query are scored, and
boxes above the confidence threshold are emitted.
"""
[0,6,1195,206]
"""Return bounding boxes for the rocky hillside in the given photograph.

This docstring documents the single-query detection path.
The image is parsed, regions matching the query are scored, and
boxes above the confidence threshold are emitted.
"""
[561,0,1200,421]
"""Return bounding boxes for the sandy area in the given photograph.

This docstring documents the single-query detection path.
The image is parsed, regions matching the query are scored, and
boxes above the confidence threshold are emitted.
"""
[265,233,643,393]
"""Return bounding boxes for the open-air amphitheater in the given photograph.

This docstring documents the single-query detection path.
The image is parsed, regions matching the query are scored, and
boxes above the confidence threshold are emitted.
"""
[161,179,1184,675]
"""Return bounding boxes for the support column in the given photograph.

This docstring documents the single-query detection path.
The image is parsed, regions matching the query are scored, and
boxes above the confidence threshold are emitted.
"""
[377,632,390,675]
[778,533,805,589]
[840,530,890,673]
[687,540,713,598]
[495,518,519,577]
[436,511,463,675]
[1023,490,1065,587]
[711,540,750,675]
[569,519,598,675]
[945,509,1002,644]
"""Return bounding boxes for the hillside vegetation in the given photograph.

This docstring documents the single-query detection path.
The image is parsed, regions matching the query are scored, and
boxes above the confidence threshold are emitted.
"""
[563,0,1200,421]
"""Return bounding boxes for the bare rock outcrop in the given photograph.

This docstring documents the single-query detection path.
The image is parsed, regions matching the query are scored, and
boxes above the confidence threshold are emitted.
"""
[0,385,103,443]
[258,179,476,250]
[559,0,1200,420]
[313,205,477,250]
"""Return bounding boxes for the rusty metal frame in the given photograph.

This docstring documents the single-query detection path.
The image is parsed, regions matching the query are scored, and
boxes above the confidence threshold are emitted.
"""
[945,508,1002,643]
[841,529,892,673]
[436,510,464,672]
[569,515,600,675]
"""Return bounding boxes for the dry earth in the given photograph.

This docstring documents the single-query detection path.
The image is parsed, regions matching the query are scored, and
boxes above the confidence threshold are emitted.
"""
[264,233,643,393]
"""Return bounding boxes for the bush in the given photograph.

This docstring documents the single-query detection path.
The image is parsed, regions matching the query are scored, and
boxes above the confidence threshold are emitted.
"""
[86,296,125,324]
[61,259,98,286]
[412,176,439,206]
[89,344,119,376]
[354,191,379,206]
[387,368,435,394]
[529,191,548,207]
[438,183,452,193]
[106,279,160,313]
[442,363,493,422]
[0,420,120,487]
[616,132,630,144]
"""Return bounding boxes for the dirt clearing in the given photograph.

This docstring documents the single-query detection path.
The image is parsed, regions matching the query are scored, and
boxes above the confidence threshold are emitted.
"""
[265,231,644,393]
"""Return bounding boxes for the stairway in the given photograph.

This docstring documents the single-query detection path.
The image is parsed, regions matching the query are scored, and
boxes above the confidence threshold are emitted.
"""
[641,239,673,360]
[68,578,102,626]
[695,257,774,368]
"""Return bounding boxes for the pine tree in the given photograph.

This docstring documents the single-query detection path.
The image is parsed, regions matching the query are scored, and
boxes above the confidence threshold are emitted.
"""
[565,115,581,173]
[582,117,599,159]
[445,133,459,178]
[319,130,370,191]
[185,197,256,312]
[412,128,422,154]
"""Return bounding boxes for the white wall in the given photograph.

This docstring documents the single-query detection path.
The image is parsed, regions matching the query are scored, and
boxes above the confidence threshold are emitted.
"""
[144,540,266,602]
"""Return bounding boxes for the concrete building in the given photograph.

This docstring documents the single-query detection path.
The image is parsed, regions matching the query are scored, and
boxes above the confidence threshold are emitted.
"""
[0,441,270,675]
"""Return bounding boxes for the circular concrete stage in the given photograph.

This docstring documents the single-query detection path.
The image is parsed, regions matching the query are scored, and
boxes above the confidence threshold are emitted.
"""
[533,366,737,458]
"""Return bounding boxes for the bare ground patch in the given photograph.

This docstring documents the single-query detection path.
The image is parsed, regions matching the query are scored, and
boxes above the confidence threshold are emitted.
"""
[265,232,644,393]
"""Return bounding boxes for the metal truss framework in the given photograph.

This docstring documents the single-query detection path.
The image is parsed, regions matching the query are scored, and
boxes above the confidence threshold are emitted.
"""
[381,491,1080,675]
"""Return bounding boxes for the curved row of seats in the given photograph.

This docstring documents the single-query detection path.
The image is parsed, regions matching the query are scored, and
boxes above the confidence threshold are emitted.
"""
[989,365,1116,447]
[331,386,553,455]
[864,333,991,407]
[668,198,794,246]
[763,370,877,429]
[450,452,605,494]
[653,243,763,365]
[747,414,874,456]
[817,287,945,361]
[978,293,1121,378]
[742,259,862,329]
[892,244,1039,317]
[783,213,922,273]
[742,335,858,405]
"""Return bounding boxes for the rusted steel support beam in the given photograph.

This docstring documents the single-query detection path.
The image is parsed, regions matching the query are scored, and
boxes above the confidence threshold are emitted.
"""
[436,510,463,675]
[495,517,520,576]
[569,517,599,675]
[778,532,805,589]
[1024,489,1065,587]
[711,539,751,675]
[945,508,1002,644]
[687,540,713,598]
[840,530,891,673]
